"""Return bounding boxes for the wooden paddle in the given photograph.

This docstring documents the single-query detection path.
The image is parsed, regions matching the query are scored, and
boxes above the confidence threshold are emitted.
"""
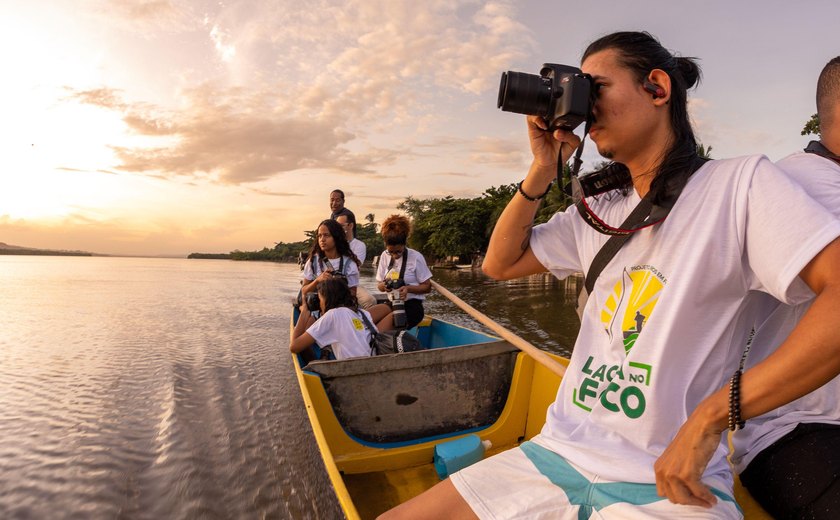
[430,280,567,378]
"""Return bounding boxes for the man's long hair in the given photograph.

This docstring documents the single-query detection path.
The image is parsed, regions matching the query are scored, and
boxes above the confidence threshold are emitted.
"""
[582,31,702,206]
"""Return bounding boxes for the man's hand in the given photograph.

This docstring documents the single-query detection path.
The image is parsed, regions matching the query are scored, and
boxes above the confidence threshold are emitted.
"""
[653,412,724,508]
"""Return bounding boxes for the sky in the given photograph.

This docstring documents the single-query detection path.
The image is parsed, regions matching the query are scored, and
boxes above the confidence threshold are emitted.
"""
[1,0,838,257]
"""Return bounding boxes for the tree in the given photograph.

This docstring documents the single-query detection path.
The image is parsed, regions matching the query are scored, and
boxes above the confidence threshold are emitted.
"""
[697,143,713,159]
[802,113,820,136]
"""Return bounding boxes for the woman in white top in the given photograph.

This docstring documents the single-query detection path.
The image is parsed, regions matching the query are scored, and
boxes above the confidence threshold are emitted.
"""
[375,215,433,330]
[301,219,361,299]
[291,277,381,360]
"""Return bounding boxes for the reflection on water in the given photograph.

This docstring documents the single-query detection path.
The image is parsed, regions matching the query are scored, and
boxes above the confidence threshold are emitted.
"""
[422,267,582,358]
[0,256,581,519]
[0,256,341,519]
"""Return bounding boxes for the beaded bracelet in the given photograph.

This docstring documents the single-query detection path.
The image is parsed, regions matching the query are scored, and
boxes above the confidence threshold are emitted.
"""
[728,369,746,431]
[517,180,552,202]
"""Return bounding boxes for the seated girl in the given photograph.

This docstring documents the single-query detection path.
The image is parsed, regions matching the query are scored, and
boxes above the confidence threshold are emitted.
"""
[301,219,362,299]
[291,277,391,361]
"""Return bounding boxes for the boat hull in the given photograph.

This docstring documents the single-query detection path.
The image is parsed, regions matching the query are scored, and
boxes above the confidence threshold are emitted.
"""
[290,313,770,519]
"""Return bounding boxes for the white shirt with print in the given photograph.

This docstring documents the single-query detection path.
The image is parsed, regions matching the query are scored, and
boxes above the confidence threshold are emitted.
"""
[730,151,840,473]
[301,253,360,288]
[375,247,433,301]
[528,155,840,488]
[306,307,376,360]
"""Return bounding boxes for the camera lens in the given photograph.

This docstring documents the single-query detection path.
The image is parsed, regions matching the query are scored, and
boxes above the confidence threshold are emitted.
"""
[497,71,553,117]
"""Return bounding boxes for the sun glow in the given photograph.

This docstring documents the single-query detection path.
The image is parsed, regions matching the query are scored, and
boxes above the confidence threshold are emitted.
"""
[0,7,142,221]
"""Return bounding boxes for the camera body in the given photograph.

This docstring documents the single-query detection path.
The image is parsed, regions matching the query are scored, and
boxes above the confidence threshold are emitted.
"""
[305,292,321,312]
[384,278,407,328]
[497,63,592,132]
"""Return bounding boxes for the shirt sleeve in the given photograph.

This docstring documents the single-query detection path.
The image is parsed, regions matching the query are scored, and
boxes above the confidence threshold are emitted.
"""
[352,240,367,264]
[376,253,388,282]
[743,157,840,304]
[302,255,317,281]
[530,207,585,279]
[412,252,433,283]
[343,258,360,288]
[307,310,338,346]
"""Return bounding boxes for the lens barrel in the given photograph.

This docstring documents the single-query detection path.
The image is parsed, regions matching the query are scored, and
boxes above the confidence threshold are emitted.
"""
[497,71,553,117]
[392,299,407,328]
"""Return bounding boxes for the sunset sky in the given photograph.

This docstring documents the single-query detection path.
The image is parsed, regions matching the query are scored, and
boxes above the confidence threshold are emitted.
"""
[2,1,838,256]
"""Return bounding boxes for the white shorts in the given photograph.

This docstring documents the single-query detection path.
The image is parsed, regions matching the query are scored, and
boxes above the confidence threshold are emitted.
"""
[449,440,743,520]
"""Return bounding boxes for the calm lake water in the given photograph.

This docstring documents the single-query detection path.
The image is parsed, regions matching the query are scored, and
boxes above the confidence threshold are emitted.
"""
[0,256,581,519]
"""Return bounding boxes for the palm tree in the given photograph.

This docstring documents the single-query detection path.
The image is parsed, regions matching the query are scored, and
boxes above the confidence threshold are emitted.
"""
[697,143,713,159]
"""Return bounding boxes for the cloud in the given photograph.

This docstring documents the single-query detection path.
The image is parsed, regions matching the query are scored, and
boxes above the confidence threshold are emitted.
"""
[68,85,403,183]
[208,23,236,62]
[468,136,528,168]
[97,0,195,32]
[67,2,534,184]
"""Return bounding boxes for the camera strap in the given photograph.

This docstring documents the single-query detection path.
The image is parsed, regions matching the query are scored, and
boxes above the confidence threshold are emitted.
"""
[319,254,345,276]
[387,249,409,280]
[805,140,840,167]
[583,155,708,295]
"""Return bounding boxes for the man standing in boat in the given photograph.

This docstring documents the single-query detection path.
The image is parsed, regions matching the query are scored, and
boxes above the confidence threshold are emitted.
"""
[380,31,840,519]
[329,189,357,238]
[732,55,840,520]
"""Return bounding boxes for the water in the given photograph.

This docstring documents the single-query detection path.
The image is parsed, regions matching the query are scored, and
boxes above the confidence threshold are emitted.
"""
[0,256,581,519]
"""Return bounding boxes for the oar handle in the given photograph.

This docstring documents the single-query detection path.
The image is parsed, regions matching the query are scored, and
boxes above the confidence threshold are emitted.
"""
[430,280,567,378]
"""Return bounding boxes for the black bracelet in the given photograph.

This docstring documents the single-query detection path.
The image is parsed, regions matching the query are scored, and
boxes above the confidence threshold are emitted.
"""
[517,180,552,202]
[728,370,746,431]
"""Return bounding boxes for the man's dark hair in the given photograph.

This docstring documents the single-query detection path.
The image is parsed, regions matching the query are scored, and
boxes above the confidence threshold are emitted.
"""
[582,31,702,206]
[335,209,356,229]
[817,56,840,130]
[330,189,345,200]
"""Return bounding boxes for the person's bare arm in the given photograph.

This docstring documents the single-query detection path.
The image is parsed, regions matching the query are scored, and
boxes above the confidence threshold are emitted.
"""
[482,116,580,280]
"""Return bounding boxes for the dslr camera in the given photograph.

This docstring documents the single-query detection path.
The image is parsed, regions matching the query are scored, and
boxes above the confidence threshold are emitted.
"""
[497,63,592,132]
[384,278,407,329]
[305,292,321,313]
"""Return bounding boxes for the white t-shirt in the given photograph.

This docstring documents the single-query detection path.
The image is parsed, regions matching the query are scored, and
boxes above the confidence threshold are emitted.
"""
[528,155,840,486]
[349,238,366,265]
[375,247,433,301]
[307,307,377,360]
[731,151,840,473]
[301,253,360,288]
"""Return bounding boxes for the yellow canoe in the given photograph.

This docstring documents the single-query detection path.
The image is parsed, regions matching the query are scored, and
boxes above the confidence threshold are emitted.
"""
[290,310,771,519]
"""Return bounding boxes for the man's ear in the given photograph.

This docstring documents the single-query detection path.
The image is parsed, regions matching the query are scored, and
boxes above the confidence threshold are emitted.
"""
[645,69,672,105]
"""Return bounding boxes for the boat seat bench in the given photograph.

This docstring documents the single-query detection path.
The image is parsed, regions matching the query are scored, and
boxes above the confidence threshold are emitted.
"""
[306,341,519,444]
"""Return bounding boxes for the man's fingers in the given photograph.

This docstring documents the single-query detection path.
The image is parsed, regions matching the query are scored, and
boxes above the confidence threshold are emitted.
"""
[684,479,716,508]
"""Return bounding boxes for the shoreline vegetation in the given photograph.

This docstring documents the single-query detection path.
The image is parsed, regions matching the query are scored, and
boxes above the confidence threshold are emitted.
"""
[0,242,94,257]
[188,180,577,266]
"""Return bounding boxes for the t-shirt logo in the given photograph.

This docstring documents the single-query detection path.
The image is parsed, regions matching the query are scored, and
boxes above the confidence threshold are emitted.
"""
[570,265,666,419]
[599,266,665,353]
[352,317,364,331]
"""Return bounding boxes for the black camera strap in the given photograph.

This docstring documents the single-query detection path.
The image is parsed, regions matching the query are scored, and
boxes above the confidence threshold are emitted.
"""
[318,254,345,276]
[387,249,408,280]
[805,140,840,167]
[583,155,708,295]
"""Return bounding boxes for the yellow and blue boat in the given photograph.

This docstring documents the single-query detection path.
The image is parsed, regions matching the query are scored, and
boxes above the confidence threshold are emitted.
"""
[290,283,771,519]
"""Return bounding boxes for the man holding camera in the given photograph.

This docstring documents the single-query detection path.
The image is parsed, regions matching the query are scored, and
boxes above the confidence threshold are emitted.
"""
[731,56,840,520]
